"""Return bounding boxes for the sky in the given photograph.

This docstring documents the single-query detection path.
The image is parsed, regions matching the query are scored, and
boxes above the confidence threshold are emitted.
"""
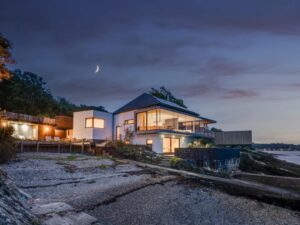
[1,0,300,144]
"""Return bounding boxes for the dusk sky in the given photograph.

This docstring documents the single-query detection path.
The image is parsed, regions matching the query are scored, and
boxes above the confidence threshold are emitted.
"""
[1,0,300,144]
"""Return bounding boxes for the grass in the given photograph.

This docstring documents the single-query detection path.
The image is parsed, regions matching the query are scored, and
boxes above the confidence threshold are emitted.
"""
[65,155,78,161]
[98,164,109,169]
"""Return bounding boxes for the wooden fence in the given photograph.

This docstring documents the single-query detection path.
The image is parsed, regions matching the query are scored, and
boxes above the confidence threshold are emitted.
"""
[16,141,94,155]
[214,130,252,146]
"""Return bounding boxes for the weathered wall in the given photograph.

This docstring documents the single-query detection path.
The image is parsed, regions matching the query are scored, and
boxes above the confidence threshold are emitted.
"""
[214,130,252,145]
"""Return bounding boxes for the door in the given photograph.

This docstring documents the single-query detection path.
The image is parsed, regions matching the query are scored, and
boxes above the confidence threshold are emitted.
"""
[171,138,180,152]
[116,126,121,140]
[163,137,180,153]
[163,137,171,153]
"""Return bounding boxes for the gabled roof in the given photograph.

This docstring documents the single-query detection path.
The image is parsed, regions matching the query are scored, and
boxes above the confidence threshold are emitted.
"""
[114,93,215,123]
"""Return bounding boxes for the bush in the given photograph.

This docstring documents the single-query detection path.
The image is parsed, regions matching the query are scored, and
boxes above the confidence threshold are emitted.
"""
[111,141,162,164]
[0,126,16,164]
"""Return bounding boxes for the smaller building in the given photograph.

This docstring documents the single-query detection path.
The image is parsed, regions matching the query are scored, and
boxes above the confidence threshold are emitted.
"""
[0,111,73,140]
[72,110,112,142]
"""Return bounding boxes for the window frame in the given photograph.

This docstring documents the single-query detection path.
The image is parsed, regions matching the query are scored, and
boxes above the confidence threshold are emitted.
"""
[146,139,153,145]
[85,117,105,129]
[124,119,134,125]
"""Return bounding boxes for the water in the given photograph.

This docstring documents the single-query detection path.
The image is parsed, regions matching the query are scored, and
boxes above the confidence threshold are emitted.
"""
[262,150,300,166]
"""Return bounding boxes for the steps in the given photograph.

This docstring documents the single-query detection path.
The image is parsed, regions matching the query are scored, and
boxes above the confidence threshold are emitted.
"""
[158,154,174,167]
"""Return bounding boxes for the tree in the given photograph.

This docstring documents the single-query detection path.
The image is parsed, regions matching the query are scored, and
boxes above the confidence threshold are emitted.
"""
[149,86,187,108]
[0,34,14,81]
[0,69,107,117]
[211,127,222,132]
[0,70,56,116]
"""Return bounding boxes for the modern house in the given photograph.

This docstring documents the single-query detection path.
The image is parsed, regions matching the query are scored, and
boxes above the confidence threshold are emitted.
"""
[113,93,216,153]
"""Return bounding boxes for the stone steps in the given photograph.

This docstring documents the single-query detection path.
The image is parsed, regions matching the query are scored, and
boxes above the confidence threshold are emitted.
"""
[32,202,98,225]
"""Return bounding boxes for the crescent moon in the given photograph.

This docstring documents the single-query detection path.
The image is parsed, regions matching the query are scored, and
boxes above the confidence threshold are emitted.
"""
[95,65,100,73]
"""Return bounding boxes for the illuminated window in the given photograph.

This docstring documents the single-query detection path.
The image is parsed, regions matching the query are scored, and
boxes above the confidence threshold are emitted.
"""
[146,139,153,145]
[124,119,134,125]
[85,118,93,128]
[85,118,104,128]
[94,118,104,128]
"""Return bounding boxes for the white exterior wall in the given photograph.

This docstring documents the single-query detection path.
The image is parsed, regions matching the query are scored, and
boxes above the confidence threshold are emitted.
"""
[73,110,112,141]
[114,111,135,140]
[114,110,192,153]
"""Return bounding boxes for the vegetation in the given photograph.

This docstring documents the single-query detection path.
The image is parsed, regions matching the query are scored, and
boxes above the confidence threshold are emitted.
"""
[0,70,107,117]
[111,141,162,164]
[0,126,15,164]
[188,138,215,148]
[0,33,14,81]
[149,86,187,108]
[211,127,222,132]
[124,128,134,143]
[253,143,300,151]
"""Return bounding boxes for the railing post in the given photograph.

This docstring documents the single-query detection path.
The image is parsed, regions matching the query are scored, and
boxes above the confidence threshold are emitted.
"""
[21,140,23,153]
[37,141,39,152]
[58,142,60,153]
[81,141,84,154]
[70,141,72,153]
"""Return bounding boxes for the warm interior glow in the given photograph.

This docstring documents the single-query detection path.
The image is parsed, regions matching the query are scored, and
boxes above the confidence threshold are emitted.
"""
[94,118,104,128]
[44,126,50,132]
[85,118,93,128]
[85,117,104,128]
[21,124,29,131]
[146,139,153,145]
[1,122,7,127]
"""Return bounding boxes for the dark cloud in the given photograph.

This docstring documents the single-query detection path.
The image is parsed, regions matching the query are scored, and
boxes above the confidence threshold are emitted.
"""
[221,89,258,99]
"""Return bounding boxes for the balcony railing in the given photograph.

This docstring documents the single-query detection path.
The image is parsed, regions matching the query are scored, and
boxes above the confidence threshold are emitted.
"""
[137,122,215,138]
[1,111,56,125]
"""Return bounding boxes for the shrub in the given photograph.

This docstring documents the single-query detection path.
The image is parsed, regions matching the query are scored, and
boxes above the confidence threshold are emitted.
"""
[170,156,184,169]
[111,141,162,164]
[0,126,16,164]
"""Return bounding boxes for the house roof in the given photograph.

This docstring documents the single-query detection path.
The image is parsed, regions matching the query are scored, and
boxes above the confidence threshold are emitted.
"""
[114,93,216,123]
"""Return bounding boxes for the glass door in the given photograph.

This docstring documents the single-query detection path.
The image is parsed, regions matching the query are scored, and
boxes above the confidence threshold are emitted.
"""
[163,137,171,153]
[171,138,180,152]
[163,137,180,153]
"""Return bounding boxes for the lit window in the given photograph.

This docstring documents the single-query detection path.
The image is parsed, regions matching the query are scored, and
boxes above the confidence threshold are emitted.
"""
[146,139,153,145]
[124,119,134,125]
[85,118,105,128]
[94,118,104,128]
[85,118,93,128]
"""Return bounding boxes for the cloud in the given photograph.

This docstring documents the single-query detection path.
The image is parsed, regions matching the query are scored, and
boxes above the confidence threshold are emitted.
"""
[221,89,258,99]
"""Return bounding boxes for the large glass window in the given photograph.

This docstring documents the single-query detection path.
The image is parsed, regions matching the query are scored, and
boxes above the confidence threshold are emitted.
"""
[136,108,206,133]
[147,109,157,130]
[137,112,147,131]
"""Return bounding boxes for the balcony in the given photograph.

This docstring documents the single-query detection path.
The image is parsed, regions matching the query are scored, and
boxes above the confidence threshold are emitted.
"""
[137,120,215,138]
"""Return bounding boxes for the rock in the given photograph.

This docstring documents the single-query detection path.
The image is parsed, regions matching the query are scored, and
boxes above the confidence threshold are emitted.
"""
[32,202,73,216]
[0,170,37,225]
[239,150,300,177]
[43,212,98,225]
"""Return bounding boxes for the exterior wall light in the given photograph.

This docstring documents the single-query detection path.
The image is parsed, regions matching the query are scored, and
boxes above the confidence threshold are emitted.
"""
[1,122,7,127]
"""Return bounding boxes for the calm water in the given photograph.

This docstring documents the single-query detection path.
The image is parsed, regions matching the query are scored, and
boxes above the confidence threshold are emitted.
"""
[262,150,300,166]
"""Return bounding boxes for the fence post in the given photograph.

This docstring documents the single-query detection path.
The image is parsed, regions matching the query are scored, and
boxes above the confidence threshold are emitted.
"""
[21,140,23,153]
[82,141,84,154]
[37,141,39,152]
[58,142,60,153]
[70,141,72,153]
